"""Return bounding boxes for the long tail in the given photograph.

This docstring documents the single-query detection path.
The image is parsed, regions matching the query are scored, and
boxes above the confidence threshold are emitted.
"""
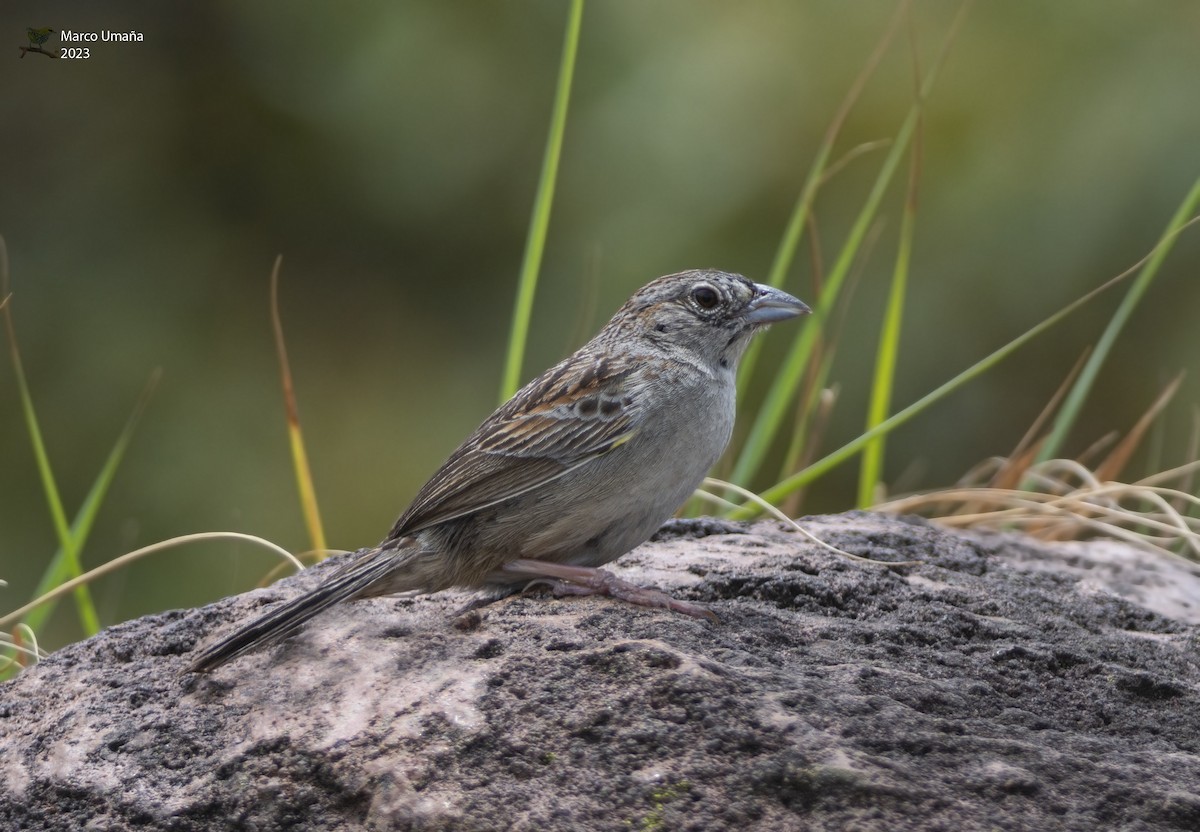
[187,547,408,673]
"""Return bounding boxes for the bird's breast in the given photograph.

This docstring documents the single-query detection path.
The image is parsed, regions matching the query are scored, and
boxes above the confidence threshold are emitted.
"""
[512,369,737,566]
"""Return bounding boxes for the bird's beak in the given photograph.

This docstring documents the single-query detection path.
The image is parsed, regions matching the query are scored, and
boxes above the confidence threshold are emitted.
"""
[741,284,811,324]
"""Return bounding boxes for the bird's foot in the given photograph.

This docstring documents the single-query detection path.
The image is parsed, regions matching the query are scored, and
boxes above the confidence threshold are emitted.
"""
[499,558,718,622]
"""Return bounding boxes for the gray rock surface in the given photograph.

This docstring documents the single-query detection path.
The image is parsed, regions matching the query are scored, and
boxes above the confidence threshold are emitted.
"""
[3,513,1200,831]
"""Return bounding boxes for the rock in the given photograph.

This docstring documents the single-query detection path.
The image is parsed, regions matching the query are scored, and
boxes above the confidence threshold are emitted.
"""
[2,513,1199,831]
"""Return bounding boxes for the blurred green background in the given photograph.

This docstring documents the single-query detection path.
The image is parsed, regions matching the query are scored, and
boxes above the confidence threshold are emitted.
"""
[2,1,1198,649]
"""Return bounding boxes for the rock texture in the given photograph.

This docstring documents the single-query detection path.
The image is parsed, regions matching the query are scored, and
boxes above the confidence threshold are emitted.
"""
[3,513,1200,831]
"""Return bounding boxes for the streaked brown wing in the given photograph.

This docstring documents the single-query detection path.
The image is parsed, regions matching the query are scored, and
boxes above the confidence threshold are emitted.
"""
[386,352,638,541]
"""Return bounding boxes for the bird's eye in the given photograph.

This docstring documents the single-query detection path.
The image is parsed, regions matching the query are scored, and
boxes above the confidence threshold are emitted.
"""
[691,285,720,310]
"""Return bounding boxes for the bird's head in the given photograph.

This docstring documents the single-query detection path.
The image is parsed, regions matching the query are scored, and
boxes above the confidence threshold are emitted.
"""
[606,269,810,370]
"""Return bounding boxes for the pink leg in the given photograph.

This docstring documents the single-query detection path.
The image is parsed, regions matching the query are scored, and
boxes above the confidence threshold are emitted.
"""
[497,559,718,622]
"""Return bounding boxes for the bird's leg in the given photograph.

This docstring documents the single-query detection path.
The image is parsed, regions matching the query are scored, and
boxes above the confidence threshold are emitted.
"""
[498,558,719,622]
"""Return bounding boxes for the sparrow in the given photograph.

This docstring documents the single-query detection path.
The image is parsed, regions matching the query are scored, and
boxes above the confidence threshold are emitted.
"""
[189,269,809,672]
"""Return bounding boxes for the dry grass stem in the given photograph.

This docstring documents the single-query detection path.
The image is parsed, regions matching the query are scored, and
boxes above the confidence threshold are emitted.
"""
[877,459,1200,561]
[699,478,920,567]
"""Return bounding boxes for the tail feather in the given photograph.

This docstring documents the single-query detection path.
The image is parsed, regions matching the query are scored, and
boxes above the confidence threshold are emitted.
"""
[187,548,406,673]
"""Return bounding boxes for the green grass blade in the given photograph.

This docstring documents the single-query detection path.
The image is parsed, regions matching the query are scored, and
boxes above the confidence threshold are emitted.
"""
[732,221,1195,518]
[20,370,160,635]
[779,353,836,482]
[1032,174,1200,468]
[857,204,914,507]
[732,111,911,486]
[731,3,967,488]
[858,104,921,507]
[0,235,99,634]
[500,0,584,401]
[1,251,71,548]
[736,3,905,398]
[776,231,881,488]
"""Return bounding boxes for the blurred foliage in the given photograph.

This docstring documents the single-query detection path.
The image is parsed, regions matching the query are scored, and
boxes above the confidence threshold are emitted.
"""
[1,1,1197,649]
